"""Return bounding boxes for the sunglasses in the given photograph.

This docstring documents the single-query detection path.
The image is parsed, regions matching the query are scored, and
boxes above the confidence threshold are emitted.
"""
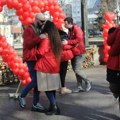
[40,20,45,23]
[36,18,45,23]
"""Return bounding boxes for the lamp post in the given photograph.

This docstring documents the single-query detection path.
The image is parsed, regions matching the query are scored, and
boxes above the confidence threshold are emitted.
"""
[81,0,89,47]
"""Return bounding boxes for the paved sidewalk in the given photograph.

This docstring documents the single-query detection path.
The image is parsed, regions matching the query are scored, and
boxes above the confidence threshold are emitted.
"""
[0,65,120,120]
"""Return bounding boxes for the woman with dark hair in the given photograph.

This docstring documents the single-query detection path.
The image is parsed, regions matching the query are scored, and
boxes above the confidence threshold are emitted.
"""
[59,29,73,94]
[34,20,62,115]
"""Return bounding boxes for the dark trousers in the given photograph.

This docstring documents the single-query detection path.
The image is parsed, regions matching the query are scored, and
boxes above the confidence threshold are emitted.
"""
[21,61,39,105]
[45,91,56,105]
[60,61,68,87]
[109,83,120,98]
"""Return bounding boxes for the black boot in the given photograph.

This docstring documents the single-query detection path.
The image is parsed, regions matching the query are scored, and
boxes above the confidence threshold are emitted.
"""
[46,104,60,115]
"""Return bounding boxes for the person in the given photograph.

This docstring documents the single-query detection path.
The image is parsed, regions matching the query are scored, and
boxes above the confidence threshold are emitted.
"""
[59,29,74,94]
[34,20,62,115]
[62,17,91,93]
[18,13,46,112]
[106,26,120,102]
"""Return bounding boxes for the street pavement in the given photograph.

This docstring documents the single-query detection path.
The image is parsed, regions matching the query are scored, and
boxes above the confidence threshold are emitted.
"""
[0,65,120,120]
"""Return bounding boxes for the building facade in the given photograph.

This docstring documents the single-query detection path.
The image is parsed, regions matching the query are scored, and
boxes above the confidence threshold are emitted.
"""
[59,0,81,26]
[0,13,13,46]
[59,0,100,28]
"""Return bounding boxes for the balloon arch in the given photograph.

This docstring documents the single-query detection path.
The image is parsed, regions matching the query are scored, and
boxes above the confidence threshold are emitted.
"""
[0,0,65,85]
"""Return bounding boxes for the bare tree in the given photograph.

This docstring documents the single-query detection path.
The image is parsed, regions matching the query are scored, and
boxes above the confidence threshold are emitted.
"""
[100,0,116,13]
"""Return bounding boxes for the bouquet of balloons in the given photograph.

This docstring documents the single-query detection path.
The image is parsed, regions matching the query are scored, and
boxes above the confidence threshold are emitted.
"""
[102,12,116,62]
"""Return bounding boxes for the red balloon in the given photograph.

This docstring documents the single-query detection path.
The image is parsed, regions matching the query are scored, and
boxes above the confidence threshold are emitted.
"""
[18,69,25,76]
[16,3,23,9]
[44,0,48,5]
[49,5,54,12]
[0,7,2,12]
[19,15,24,21]
[0,47,3,54]
[31,1,39,7]
[26,78,31,84]
[29,12,35,18]
[22,12,29,18]
[44,5,49,11]
[13,68,19,75]
[1,0,6,6]
[18,0,27,4]
[6,0,13,9]
[32,6,40,13]
[38,1,44,8]
[23,3,31,11]
[104,12,115,22]
[53,0,58,6]
[22,80,27,86]
[26,17,33,24]
[54,12,60,17]
[12,62,20,69]
[47,0,53,4]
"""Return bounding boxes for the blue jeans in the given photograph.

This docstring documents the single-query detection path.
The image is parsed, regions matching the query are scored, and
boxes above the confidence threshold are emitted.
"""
[71,54,88,86]
[45,91,56,105]
[20,61,39,105]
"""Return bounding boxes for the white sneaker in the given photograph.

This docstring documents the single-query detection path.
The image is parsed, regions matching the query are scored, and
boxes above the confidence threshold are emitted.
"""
[72,86,84,93]
[60,87,72,94]
[85,81,92,92]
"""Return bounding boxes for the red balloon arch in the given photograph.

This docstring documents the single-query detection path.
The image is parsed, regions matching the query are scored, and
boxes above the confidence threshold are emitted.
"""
[0,0,66,85]
[102,12,116,62]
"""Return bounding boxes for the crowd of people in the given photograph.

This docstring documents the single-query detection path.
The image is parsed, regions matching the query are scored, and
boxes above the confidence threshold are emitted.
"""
[18,13,92,115]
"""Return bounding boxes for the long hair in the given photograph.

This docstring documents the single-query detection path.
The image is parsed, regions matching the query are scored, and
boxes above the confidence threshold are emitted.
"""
[41,20,62,59]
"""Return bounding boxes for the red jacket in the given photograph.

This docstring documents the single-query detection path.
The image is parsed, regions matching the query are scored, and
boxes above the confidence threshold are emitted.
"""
[34,38,60,73]
[68,24,86,55]
[61,44,74,62]
[107,27,120,70]
[23,25,41,62]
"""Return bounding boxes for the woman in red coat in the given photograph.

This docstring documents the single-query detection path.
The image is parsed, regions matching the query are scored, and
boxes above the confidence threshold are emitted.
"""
[107,27,120,101]
[34,20,62,115]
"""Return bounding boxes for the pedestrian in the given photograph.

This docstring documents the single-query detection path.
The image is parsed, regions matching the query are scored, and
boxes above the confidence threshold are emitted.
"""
[63,17,91,93]
[34,20,62,115]
[59,29,74,94]
[106,27,120,102]
[18,13,46,112]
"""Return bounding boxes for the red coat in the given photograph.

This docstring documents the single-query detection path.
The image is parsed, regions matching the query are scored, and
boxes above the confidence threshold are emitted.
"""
[68,24,86,55]
[34,38,60,73]
[107,27,120,70]
[61,44,74,62]
[23,25,41,62]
